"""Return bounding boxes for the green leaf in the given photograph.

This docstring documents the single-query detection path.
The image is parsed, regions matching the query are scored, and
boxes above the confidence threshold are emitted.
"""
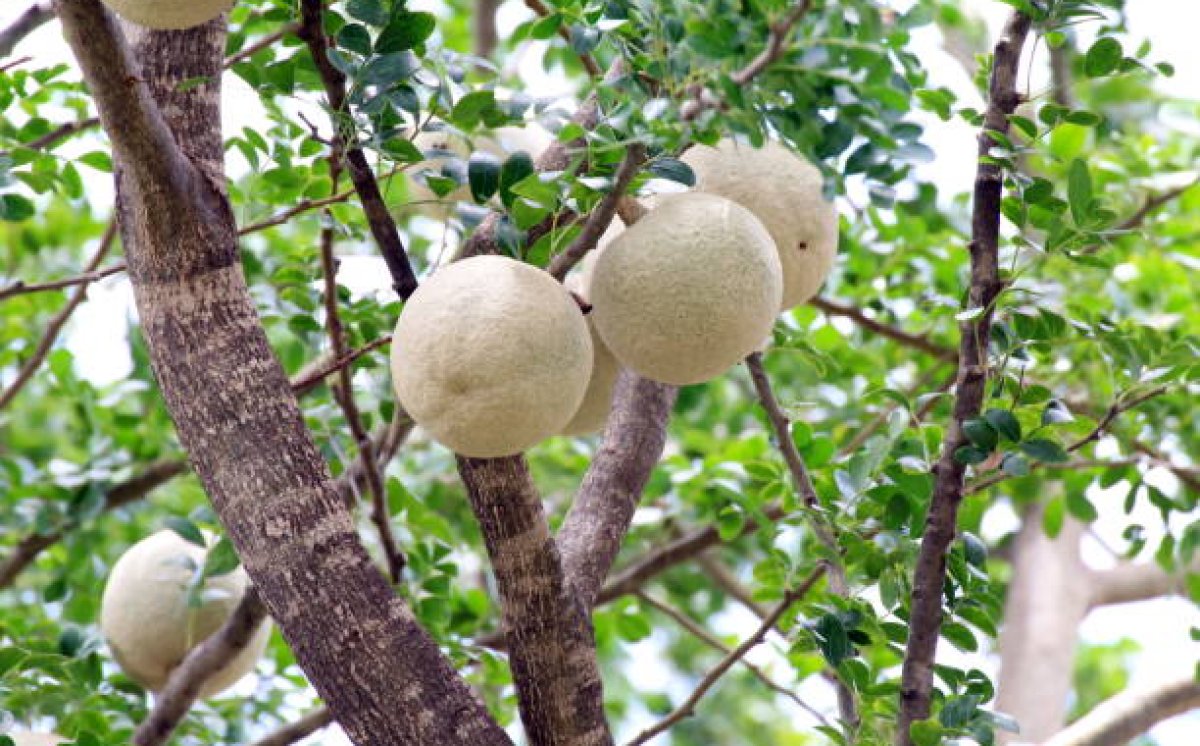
[376,11,437,53]
[360,52,420,85]
[467,152,501,203]
[941,622,978,652]
[499,152,535,209]
[165,517,206,548]
[346,0,387,26]
[1043,496,1065,538]
[984,409,1021,442]
[647,157,696,186]
[1067,159,1092,225]
[1021,438,1070,463]
[961,532,987,567]
[909,719,944,746]
[962,419,998,451]
[954,445,990,465]
[450,91,497,130]
[337,23,373,55]
[1001,452,1030,477]
[1066,492,1099,522]
[0,193,34,221]
[202,536,241,577]
[814,613,853,667]
[78,151,112,172]
[1084,37,1123,78]
[939,694,979,728]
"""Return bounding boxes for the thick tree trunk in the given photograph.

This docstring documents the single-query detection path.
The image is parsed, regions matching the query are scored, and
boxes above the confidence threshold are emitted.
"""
[52,2,510,744]
[995,502,1089,744]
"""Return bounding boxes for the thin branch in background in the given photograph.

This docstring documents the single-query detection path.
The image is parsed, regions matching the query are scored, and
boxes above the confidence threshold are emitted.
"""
[0,2,54,59]
[681,0,814,120]
[1041,677,1200,746]
[839,367,955,456]
[745,351,856,725]
[1068,386,1169,454]
[547,142,647,281]
[635,590,831,728]
[0,221,117,411]
[297,0,419,299]
[223,22,299,68]
[523,0,601,76]
[12,116,98,153]
[290,335,393,397]
[696,553,769,618]
[249,708,334,746]
[625,566,826,746]
[319,156,405,582]
[133,588,269,746]
[895,12,1032,745]
[811,296,958,363]
[473,0,499,59]
[0,262,124,301]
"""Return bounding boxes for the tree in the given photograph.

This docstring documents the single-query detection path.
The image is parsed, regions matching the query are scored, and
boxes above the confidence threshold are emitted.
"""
[0,0,1197,745]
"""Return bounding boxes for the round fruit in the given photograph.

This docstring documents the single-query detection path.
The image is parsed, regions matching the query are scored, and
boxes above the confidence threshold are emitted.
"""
[587,193,782,385]
[560,274,621,436]
[100,530,271,697]
[99,0,235,29]
[682,139,838,309]
[390,255,593,457]
[487,124,553,159]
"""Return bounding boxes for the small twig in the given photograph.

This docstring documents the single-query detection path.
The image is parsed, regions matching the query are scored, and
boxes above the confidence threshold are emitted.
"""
[0,262,124,301]
[811,297,958,363]
[1069,386,1168,454]
[682,0,814,120]
[290,334,393,397]
[223,23,299,69]
[133,588,269,746]
[696,553,769,618]
[523,0,601,76]
[0,221,117,411]
[320,156,405,583]
[1118,181,1197,233]
[250,708,334,746]
[636,590,831,728]
[0,2,54,59]
[297,0,419,299]
[547,142,646,281]
[839,368,954,456]
[625,567,825,746]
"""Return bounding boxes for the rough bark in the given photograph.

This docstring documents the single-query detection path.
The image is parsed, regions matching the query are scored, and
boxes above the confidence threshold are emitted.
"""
[995,502,1090,745]
[895,12,1031,745]
[52,2,509,744]
[1042,677,1200,746]
[458,456,613,746]
[557,370,678,607]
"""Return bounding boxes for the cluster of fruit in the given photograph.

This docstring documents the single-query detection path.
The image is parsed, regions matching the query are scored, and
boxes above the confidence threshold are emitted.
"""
[390,138,838,457]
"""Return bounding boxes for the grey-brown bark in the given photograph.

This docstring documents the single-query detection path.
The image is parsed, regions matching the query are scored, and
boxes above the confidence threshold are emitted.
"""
[1042,677,1200,746]
[0,2,54,59]
[995,502,1089,745]
[52,2,510,744]
[458,456,613,746]
[895,12,1031,745]
[558,370,678,607]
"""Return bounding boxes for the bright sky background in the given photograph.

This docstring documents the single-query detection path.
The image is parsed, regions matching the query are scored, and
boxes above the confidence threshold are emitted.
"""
[1,1,1197,744]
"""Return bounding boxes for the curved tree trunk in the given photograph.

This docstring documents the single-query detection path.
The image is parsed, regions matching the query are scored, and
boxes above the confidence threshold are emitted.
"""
[995,501,1090,744]
[52,2,510,744]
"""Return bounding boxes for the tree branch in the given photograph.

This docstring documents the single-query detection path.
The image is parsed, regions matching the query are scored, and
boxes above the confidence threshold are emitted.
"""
[0,261,123,301]
[297,0,418,299]
[1087,559,1200,608]
[0,221,117,410]
[224,22,299,68]
[250,708,334,746]
[133,588,269,746]
[457,456,613,746]
[635,590,830,727]
[547,142,646,281]
[558,370,678,608]
[625,566,826,746]
[0,2,54,59]
[810,297,957,363]
[895,13,1031,745]
[1042,677,1200,746]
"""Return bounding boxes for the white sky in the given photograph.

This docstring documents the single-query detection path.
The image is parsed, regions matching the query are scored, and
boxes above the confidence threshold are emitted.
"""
[1,1,1197,744]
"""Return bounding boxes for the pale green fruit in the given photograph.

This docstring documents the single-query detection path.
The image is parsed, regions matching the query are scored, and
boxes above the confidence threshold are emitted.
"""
[588,193,782,385]
[390,255,593,457]
[559,274,621,436]
[100,530,271,697]
[99,0,234,29]
[682,139,838,309]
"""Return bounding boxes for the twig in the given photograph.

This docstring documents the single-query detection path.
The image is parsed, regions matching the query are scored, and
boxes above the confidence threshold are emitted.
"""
[0,221,117,410]
[745,352,855,725]
[0,262,123,301]
[133,588,269,746]
[1068,386,1169,454]
[625,567,825,746]
[548,143,646,280]
[223,23,299,68]
[319,156,405,582]
[290,335,393,396]
[297,0,418,300]
[636,590,831,727]
[250,708,334,746]
[14,116,99,152]
[810,297,958,363]
[839,368,954,456]
[1118,181,1197,233]
[0,2,54,59]
[682,0,814,120]
[696,553,769,618]
[0,459,187,589]
[523,0,601,76]
[895,13,1031,746]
